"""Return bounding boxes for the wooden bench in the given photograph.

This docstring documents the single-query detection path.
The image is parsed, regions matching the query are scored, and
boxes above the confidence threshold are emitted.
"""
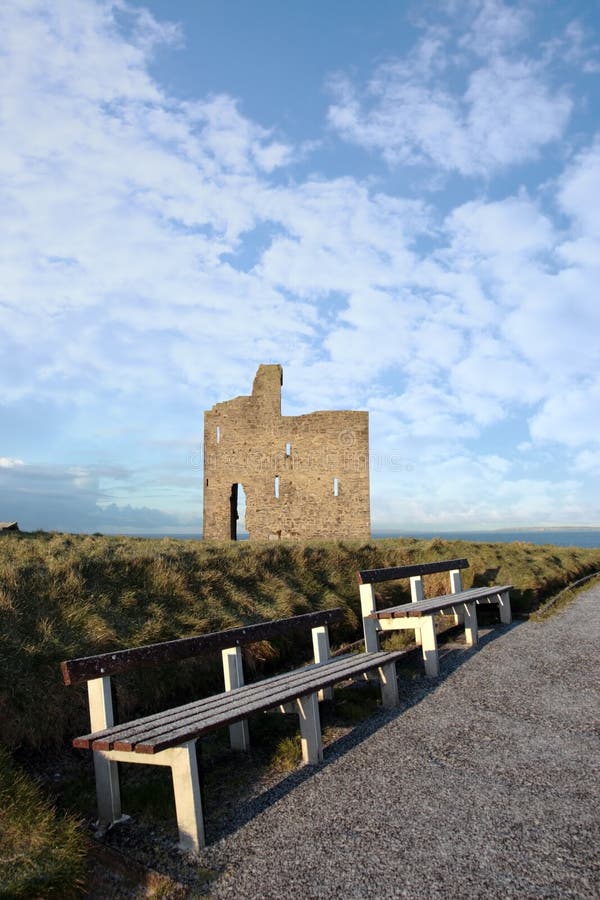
[62,609,405,852]
[358,558,512,678]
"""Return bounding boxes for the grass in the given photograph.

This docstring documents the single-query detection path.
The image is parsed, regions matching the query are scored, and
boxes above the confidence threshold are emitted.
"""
[1,529,599,895]
[530,572,600,622]
[0,745,86,899]
[2,529,599,753]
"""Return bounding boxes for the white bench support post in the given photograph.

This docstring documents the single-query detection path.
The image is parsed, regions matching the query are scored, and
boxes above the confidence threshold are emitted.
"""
[312,624,333,700]
[87,676,122,828]
[359,583,381,653]
[449,569,464,626]
[498,589,512,624]
[96,745,205,853]
[420,617,439,677]
[410,576,424,645]
[222,647,250,751]
[463,601,478,646]
[296,692,323,765]
[378,661,399,708]
[169,742,205,853]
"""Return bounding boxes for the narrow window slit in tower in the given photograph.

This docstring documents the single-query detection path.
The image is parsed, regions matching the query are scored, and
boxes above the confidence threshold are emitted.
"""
[285,442,291,457]
[274,475,280,499]
[333,477,339,497]
[216,426,221,443]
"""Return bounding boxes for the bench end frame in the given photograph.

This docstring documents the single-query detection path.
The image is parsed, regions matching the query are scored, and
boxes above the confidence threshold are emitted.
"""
[359,583,380,653]
[88,676,122,827]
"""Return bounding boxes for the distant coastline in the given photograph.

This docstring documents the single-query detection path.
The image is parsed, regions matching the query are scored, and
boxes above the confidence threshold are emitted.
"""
[372,528,600,548]
[493,525,600,533]
[97,526,600,549]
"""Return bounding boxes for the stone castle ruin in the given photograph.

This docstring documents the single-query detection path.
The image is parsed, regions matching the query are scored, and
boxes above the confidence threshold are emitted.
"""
[202,365,370,541]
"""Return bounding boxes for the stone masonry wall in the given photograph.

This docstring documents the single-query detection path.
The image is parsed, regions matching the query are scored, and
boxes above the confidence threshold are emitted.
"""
[203,365,370,541]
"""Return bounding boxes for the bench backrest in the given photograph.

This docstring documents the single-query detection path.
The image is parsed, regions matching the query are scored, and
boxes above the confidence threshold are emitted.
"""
[61,608,344,686]
[358,558,469,652]
[357,558,469,585]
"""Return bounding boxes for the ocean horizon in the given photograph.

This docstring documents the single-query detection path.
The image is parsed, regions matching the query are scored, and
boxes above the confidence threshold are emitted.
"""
[372,529,600,549]
[117,528,600,549]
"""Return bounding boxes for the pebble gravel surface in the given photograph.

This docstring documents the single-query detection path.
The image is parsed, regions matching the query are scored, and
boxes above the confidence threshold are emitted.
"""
[200,586,600,898]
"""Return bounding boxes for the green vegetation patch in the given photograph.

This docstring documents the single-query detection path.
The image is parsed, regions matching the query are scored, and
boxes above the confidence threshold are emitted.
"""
[530,573,600,622]
[0,745,86,899]
[1,530,599,752]
[1,530,598,891]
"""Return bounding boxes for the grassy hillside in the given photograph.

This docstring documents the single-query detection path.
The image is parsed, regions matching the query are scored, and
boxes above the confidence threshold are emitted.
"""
[1,530,599,896]
[0,745,86,899]
[1,529,599,752]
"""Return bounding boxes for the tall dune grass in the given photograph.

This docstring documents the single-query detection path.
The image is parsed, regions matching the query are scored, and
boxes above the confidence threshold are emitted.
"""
[0,745,85,898]
[0,530,599,752]
[1,529,599,896]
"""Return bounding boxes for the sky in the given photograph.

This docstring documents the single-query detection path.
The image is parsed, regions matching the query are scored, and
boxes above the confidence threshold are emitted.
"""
[1,0,599,535]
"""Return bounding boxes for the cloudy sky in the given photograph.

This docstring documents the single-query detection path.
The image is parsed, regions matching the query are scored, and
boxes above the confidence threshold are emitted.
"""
[1,0,599,535]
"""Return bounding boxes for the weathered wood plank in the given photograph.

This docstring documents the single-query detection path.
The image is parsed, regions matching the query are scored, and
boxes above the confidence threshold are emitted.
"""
[73,653,350,750]
[62,608,345,685]
[73,650,406,754]
[137,650,406,754]
[357,558,469,585]
[368,585,512,619]
[76,663,338,750]
[76,655,384,751]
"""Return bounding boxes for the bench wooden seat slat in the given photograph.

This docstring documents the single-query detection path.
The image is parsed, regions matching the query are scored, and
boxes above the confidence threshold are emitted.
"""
[136,650,404,754]
[367,585,513,619]
[73,655,356,750]
[71,654,349,749]
[357,558,469,585]
[74,650,406,755]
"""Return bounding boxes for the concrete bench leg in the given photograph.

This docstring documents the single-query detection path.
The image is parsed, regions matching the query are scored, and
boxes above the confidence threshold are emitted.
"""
[170,742,205,853]
[463,601,478,646]
[410,576,424,645]
[450,569,464,626]
[499,590,512,624]
[93,751,122,827]
[312,625,334,701]
[296,693,323,765]
[420,616,439,677]
[360,583,381,653]
[88,676,122,828]
[378,661,399,708]
[222,647,250,751]
[95,745,205,853]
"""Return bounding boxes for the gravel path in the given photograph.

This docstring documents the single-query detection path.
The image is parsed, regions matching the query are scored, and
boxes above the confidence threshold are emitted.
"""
[201,586,600,899]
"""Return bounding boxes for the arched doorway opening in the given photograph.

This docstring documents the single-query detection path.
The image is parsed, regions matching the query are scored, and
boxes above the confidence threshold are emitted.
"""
[229,483,247,540]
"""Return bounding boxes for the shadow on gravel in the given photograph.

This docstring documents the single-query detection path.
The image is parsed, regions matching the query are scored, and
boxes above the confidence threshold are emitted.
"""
[207,619,522,844]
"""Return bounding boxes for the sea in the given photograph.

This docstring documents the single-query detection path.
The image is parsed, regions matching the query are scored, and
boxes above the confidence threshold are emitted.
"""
[131,529,600,548]
[372,530,600,549]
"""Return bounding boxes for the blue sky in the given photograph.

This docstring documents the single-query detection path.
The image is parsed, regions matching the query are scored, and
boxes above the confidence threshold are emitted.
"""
[1,0,599,534]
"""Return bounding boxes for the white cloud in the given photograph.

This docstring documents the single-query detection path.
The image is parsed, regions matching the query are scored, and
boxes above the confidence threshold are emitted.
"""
[545,19,600,74]
[557,138,600,238]
[443,195,556,261]
[0,0,311,409]
[1,0,599,532]
[530,379,600,448]
[574,450,600,475]
[372,446,590,530]
[458,0,531,57]
[327,2,572,176]
[0,459,195,532]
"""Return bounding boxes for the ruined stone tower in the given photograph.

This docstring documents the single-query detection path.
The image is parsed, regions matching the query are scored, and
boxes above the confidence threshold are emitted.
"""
[202,365,370,541]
